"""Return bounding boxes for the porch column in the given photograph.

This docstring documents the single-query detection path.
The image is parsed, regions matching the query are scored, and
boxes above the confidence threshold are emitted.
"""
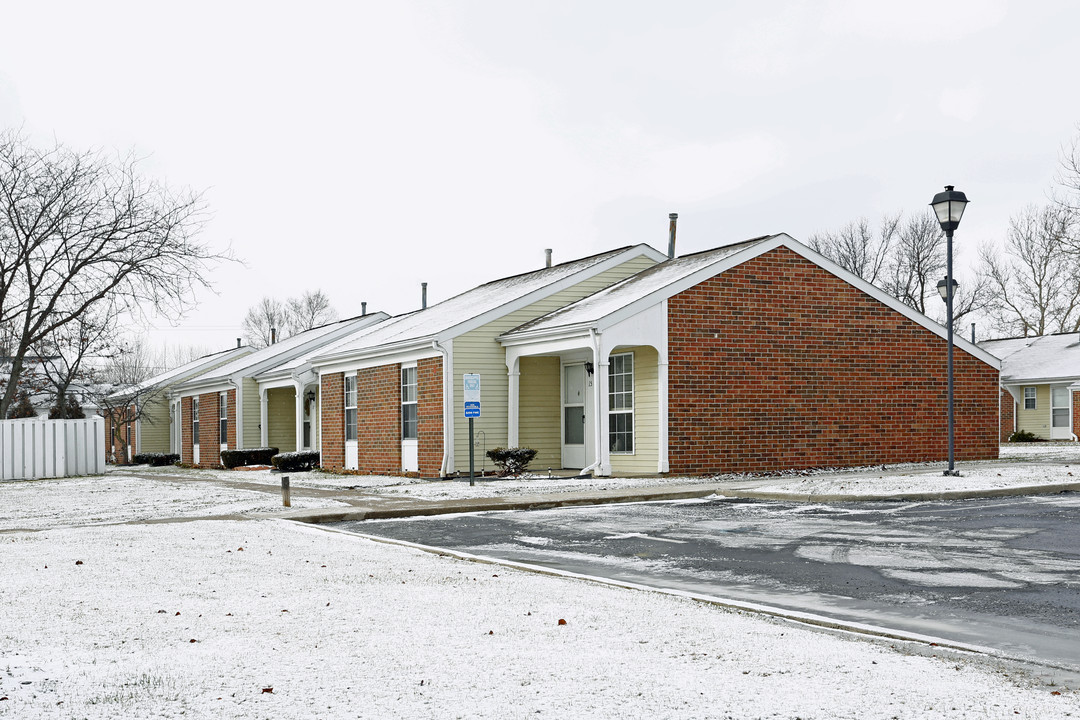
[293,381,304,452]
[595,350,612,477]
[506,353,520,448]
[260,387,269,447]
[658,355,670,473]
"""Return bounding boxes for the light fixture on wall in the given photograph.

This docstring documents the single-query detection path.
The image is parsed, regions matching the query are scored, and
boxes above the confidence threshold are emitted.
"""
[304,389,316,411]
[585,362,594,376]
[930,184,969,477]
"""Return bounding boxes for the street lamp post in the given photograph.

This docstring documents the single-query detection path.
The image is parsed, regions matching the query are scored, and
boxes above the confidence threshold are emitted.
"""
[931,185,969,476]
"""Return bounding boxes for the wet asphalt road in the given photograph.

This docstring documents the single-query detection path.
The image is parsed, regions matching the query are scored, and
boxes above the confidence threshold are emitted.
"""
[336,493,1080,674]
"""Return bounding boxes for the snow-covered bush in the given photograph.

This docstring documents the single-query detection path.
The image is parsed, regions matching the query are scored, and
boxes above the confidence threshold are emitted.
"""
[271,450,320,472]
[485,447,538,476]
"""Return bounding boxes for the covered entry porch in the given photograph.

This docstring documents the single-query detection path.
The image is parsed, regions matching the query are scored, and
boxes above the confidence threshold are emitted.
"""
[503,333,666,476]
[258,375,320,454]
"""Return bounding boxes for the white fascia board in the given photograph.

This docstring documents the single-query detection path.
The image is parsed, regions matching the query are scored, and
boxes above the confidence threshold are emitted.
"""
[434,244,666,343]
[318,344,441,376]
[175,381,233,398]
[258,377,295,391]
[498,322,594,348]
[1006,375,1080,386]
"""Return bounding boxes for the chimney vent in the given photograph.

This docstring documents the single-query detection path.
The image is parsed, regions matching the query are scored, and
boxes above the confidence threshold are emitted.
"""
[270,327,277,345]
[970,323,976,344]
[545,248,552,268]
[422,282,428,310]
[236,338,241,349]
[668,213,678,259]
[361,301,367,316]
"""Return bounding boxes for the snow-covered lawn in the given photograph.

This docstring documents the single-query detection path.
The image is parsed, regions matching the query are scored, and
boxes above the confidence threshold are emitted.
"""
[0,475,346,531]
[1,517,1072,719]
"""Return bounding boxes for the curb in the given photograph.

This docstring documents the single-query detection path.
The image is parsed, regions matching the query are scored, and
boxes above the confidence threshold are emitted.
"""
[273,481,1080,524]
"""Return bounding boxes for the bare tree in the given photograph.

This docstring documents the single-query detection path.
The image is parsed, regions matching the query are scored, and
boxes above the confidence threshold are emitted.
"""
[0,131,229,417]
[32,301,119,416]
[285,289,338,335]
[808,215,898,286]
[979,203,1080,336]
[881,213,946,315]
[242,290,339,347]
[92,336,162,463]
[242,297,288,348]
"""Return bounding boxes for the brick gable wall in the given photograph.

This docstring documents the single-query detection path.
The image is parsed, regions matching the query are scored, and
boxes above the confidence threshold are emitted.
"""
[417,357,444,476]
[197,392,220,468]
[320,372,345,471]
[666,246,999,474]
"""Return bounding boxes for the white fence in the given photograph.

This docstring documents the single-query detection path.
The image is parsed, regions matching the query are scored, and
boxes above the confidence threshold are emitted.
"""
[0,416,106,481]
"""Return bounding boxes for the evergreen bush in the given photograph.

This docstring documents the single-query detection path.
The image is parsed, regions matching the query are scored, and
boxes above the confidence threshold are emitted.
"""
[485,447,538,476]
[271,451,320,472]
[1008,429,1043,442]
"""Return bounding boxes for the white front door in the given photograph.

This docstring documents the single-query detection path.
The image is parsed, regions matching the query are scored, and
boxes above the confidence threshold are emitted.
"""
[561,363,589,469]
[1051,386,1072,440]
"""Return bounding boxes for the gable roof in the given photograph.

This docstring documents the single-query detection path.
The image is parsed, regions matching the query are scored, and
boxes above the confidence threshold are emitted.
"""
[311,244,667,365]
[106,345,254,402]
[980,333,1080,383]
[175,313,387,393]
[500,234,1001,370]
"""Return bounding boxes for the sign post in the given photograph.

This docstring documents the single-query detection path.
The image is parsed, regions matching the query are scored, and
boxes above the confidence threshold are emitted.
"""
[463,374,481,486]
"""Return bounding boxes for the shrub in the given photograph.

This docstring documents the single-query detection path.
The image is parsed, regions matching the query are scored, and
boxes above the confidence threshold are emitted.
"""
[1008,429,1043,443]
[271,451,320,472]
[132,452,180,466]
[486,447,538,476]
[220,447,279,469]
[6,391,36,419]
[48,395,85,419]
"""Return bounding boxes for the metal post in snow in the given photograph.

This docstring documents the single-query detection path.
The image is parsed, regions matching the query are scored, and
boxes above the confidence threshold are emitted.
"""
[469,418,475,487]
[282,475,291,507]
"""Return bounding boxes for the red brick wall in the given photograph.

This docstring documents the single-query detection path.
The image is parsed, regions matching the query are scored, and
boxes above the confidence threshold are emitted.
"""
[1073,390,1080,440]
[321,372,345,471]
[104,408,134,463]
[181,396,193,465]
[418,356,444,476]
[1001,389,1016,441]
[357,364,402,474]
[666,246,1000,474]
[197,391,220,467]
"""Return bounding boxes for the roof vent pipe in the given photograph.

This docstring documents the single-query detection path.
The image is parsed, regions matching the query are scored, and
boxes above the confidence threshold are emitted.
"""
[422,282,428,310]
[236,338,241,349]
[545,248,552,268]
[970,323,976,344]
[271,327,277,345]
[668,213,678,259]
[361,301,367,316]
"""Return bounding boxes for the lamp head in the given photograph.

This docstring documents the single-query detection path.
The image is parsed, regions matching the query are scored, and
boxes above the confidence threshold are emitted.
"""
[930,185,969,233]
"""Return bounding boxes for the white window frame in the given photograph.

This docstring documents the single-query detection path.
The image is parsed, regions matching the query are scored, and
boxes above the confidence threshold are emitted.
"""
[1024,387,1036,411]
[219,392,228,447]
[192,397,200,446]
[401,365,418,441]
[608,352,634,454]
[344,375,357,442]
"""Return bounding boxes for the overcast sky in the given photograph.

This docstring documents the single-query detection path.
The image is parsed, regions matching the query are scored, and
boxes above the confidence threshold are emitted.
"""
[2,0,1079,352]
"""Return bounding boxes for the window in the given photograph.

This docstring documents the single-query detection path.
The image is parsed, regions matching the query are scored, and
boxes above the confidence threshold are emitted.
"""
[402,366,418,440]
[1024,387,1036,411]
[608,353,634,453]
[219,392,228,444]
[344,375,357,442]
[192,397,200,445]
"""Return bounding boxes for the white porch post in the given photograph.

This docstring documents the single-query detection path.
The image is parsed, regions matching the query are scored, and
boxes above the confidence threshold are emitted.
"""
[259,387,269,448]
[595,340,611,477]
[293,381,304,452]
[506,351,520,448]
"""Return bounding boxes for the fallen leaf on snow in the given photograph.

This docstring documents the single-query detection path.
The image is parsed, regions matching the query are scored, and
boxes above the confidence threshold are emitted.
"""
[558,619,567,626]
[262,687,273,694]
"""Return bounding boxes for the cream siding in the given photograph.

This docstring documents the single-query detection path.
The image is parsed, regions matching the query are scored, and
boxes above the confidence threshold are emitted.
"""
[609,346,659,474]
[1016,384,1052,438]
[452,256,659,468]
[518,356,561,468]
[242,378,260,448]
[266,387,297,452]
[138,398,171,453]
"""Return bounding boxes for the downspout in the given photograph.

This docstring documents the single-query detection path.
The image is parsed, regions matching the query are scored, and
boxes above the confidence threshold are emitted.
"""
[432,340,453,477]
